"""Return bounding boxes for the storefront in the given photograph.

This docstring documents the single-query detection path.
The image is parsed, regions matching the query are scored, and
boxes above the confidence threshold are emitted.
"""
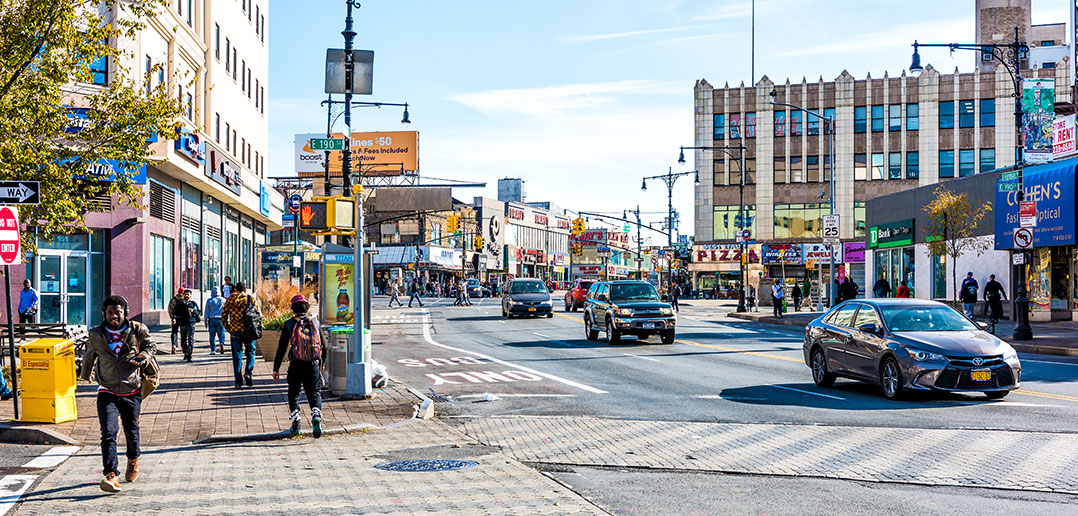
[762,244,805,281]
[868,218,916,297]
[689,244,761,299]
[802,243,843,304]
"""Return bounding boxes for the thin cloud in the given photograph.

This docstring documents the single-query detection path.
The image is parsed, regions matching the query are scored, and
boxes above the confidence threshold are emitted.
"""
[690,0,789,22]
[446,80,679,120]
[559,26,692,44]
[769,17,971,58]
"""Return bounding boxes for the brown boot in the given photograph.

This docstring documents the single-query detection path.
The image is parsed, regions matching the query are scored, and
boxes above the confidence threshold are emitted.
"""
[125,458,139,482]
[100,472,122,492]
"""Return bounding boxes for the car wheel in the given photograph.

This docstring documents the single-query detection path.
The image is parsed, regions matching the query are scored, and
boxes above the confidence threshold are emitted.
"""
[879,357,904,400]
[565,299,571,311]
[546,313,553,318]
[585,316,599,341]
[985,390,1009,400]
[606,319,621,343]
[810,347,836,387]
[660,330,675,344]
[572,302,579,312]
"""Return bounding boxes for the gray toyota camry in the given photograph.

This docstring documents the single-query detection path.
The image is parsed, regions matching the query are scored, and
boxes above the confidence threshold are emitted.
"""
[803,299,1021,400]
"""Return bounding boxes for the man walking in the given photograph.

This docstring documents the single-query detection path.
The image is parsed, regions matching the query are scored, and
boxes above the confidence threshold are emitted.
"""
[840,277,859,303]
[167,288,184,354]
[960,272,979,318]
[174,289,199,362]
[204,287,225,354]
[221,276,233,298]
[388,279,403,308]
[801,279,812,310]
[460,277,473,306]
[771,280,784,318]
[407,279,424,308]
[80,295,156,493]
[791,280,802,312]
[222,282,258,389]
[670,283,681,312]
[984,274,1007,323]
[872,275,892,298]
[17,279,38,324]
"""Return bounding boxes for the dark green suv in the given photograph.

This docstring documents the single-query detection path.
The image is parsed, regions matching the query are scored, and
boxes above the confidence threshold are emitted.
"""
[583,280,677,344]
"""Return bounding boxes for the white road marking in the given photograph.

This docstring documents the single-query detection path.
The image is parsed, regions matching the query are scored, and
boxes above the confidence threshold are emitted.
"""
[769,384,847,400]
[532,332,550,338]
[22,446,79,469]
[0,475,37,515]
[1021,359,1078,367]
[622,352,661,363]
[499,321,506,324]
[456,393,577,399]
[421,315,607,394]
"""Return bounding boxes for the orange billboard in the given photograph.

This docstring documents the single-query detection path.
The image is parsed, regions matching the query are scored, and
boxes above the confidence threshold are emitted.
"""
[295,131,418,176]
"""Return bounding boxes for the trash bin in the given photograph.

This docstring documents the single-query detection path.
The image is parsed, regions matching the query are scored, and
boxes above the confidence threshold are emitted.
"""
[19,338,77,423]
[322,327,350,394]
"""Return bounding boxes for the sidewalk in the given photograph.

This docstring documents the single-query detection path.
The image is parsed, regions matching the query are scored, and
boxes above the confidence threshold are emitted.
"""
[728,308,1078,357]
[0,325,425,446]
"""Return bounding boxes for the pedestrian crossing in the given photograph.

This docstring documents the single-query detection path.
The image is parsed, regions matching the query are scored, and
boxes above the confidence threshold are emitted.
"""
[0,446,78,515]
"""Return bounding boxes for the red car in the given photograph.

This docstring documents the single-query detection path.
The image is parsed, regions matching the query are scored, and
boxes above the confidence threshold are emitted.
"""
[563,279,595,311]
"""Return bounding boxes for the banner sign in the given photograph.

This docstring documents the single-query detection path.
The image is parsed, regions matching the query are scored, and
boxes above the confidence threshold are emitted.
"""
[692,244,759,263]
[869,219,914,249]
[803,243,843,264]
[995,158,1076,249]
[295,131,418,175]
[1053,114,1077,160]
[72,158,147,184]
[762,244,803,264]
[842,241,866,263]
[206,150,243,195]
[1022,78,1055,165]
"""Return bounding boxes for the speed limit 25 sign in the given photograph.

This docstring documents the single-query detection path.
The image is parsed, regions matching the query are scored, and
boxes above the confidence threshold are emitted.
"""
[821,214,840,244]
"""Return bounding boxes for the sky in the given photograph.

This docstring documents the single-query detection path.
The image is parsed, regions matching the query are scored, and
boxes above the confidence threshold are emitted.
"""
[267,0,1068,243]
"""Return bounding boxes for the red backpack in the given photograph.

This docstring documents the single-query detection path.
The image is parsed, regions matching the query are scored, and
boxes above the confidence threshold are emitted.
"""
[289,315,322,361]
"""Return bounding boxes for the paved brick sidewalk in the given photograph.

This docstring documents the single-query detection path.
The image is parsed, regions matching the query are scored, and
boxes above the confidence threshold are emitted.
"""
[460,416,1078,494]
[0,327,421,446]
[14,419,605,516]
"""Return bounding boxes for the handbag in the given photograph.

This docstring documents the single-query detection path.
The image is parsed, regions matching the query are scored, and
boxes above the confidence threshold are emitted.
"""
[131,321,160,398]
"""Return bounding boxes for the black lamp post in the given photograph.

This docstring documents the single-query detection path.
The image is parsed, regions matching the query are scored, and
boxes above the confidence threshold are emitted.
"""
[679,145,748,312]
[909,25,1032,340]
[643,167,698,297]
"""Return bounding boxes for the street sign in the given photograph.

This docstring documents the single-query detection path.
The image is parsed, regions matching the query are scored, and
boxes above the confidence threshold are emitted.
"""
[623,225,630,232]
[1012,253,1026,265]
[1014,228,1033,249]
[0,182,39,205]
[651,255,658,265]
[997,182,1019,192]
[597,246,613,258]
[287,194,303,214]
[0,206,20,265]
[821,214,840,245]
[1000,170,1020,182]
[308,138,347,151]
[1019,200,1037,228]
[740,229,751,240]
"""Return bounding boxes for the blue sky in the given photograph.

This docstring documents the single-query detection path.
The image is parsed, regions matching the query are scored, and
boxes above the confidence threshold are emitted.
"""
[268,0,1067,241]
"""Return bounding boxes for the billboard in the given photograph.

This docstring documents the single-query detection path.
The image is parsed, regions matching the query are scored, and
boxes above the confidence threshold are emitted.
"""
[1053,114,1077,160]
[1022,79,1055,165]
[477,197,507,272]
[995,159,1076,249]
[295,131,418,175]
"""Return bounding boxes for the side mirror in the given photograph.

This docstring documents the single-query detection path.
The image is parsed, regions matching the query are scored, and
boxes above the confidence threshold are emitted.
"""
[857,323,881,336]
[975,321,989,331]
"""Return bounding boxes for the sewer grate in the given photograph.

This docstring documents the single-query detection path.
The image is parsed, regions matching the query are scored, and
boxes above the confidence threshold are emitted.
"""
[374,459,478,472]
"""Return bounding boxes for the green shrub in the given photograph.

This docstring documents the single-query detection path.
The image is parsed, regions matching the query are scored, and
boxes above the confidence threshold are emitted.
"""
[263,313,293,332]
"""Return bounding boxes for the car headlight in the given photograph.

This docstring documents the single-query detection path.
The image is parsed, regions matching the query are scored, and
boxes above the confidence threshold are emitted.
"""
[615,308,633,316]
[540,299,553,305]
[507,300,517,306]
[1002,346,1018,361]
[907,347,946,362]
[660,307,674,316]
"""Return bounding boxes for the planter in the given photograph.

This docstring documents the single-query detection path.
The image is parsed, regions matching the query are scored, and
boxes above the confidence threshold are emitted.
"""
[256,330,281,362]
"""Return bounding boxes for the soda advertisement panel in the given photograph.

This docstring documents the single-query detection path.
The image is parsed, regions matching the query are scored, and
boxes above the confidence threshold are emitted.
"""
[324,263,355,324]
[1022,79,1055,165]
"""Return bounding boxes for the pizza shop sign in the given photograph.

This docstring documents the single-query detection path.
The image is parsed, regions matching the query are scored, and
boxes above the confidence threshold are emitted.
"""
[694,246,759,263]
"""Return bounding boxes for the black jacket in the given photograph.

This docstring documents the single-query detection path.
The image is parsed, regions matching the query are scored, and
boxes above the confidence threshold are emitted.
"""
[984,280,1006,301]
[274,316,325,372]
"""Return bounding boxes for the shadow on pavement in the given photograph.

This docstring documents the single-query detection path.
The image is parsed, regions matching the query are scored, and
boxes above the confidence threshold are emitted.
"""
[446,315,506,322]
[719,382,997,409]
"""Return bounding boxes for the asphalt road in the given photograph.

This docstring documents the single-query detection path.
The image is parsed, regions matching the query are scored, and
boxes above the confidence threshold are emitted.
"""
[376,296,1078,433]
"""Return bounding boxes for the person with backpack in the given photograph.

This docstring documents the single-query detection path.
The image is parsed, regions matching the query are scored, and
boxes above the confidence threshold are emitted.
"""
[174,289,201,362]
[79,295,156,493]
[960,272,979,318]
[222,282,261,389]
[273,294,325,438]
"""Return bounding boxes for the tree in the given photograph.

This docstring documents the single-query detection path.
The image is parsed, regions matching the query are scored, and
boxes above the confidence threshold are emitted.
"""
[0,0,182,250]
[923,186,993,305]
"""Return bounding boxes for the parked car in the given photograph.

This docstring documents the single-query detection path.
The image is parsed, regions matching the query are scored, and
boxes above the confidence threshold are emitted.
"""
[466,278,490,298]
[583,280,676,344]
[803,299,1021,400]
[564,279,594,312]
[501,278,553,318]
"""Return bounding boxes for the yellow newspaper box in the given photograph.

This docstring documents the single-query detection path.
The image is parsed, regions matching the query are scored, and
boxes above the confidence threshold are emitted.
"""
[19,338,77,423]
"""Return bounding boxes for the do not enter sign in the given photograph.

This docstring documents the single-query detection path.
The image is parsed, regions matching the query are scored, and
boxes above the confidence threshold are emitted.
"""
[0,206,19,265]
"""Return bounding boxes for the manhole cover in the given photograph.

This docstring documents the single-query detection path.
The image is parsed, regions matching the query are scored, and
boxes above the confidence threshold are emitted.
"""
[374,459,478,472]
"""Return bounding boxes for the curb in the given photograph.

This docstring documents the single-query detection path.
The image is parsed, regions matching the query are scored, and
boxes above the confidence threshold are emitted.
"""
[727,312,813,327]
[0,422,79,445]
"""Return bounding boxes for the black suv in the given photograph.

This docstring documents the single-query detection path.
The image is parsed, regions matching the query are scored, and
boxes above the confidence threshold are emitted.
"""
[583,280,676,344]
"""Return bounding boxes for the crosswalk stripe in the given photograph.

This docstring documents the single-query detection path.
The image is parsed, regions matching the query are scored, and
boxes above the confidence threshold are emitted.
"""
[22,446,79,469]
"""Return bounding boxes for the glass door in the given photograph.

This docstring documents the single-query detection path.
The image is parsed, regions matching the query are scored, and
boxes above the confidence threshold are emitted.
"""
[35,251,90,325]
[38,255,62,323]
[66,254,88,325]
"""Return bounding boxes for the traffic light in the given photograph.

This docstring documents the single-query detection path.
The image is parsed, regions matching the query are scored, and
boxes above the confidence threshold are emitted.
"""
[447,214,460,233]
[572,243,582,256]
[571,217,585,236]
[473,235,484,249]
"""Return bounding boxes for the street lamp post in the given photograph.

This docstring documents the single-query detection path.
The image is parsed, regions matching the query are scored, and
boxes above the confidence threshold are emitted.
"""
[643,167,698,299]
[679,145,748,311]
[766,94,837,310]
[908,25,1032,341]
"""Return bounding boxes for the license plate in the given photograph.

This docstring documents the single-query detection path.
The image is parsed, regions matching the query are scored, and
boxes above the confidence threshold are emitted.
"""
[971,369,991,381]
[528,308,536,312]
[644,322,658,328]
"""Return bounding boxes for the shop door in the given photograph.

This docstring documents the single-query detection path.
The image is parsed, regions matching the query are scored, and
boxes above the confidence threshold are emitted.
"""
[36,251,90,326]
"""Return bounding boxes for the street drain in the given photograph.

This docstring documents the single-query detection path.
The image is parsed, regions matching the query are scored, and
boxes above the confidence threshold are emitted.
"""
[375,459,478,472]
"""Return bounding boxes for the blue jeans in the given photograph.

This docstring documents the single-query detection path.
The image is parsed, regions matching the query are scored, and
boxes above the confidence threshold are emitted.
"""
[97,391,141,476]
[0,366,10,397]
[207,318,225,353]
[230,332,256,385]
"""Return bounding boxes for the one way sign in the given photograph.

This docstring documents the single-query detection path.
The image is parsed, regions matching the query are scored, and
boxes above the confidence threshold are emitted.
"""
[0,181,40,205]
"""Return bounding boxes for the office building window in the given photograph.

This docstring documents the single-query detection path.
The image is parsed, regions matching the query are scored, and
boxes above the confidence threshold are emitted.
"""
[980,99,995,127]
[215,113,220,142]
[713,205,757,240]
[888,152,901,179]
[241,138,246,163]
[939,150,955,178]
[790,110,802,136]
[713,114,724,140]
[855,202,867,237]
[958,149,975,177]
[260,87,265,114]
[149,234,173,311]
[185,0,193,26]
[232,130,237,155]
[241,61,246,91]
[215,24,220,60]
[823,155,832,181]
[958,100,975,128]
[144,55,152,95]
[256,6,260,35]
[744,158,756,184]
[807,155,820,182]
[906,151,919,179]
[854,153,867,180]
[871,105,884,132]
[232,48,237,78]
[774,156,786,183]
[185,92,193,120]
[1041,40,1055,46]
[854,106,866,133]
[808,112,819,135]
[745,112,756,138]
[939,101,954,129]
[89,56,107,85]
[774,111,786,137]
[225,39,230,70]
[224,123,230,151]
[730,113,742,139]
[906,103,919,130]
[261,15,265,43]
[247,69,251,98]
[980,148,995,172]
[790,156,802,182]
[1043,62,1057,69]
[871,153,884,180]
[888,104,901,131]
[774,203,829,239]
[714,159,727,185]
[823,107,836,134]
[255,79,260,108]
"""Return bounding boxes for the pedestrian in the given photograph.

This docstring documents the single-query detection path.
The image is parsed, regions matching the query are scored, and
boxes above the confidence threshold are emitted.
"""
[771,280,784,318]
[801,279,812,310]
[273,294,325,438]
[791,280,802,312]
[204,286,226,354]
[984,274,1006,321]
[167,288,184,354]
[670,283,681,312]
[388,279,403,307]
[872,275,892,298]
[896,280,911,298]
[0,355,11,400]
[17,279,38,324]
[461,277,473,306]
[79,295,155,493]
[960,272,979,318]
[221,276,233,298]
[407,279,424,308]
[174,289,200,362]
[840,277,859,303]
[304,274,312,287]
[222,282,258,389]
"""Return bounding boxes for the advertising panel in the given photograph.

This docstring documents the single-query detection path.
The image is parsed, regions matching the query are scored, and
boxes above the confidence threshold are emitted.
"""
[692,244,760,263]
[480,198,507,271]
[842,242,866,263]
[762,244,803,264]
[295,131,418,175]
[1022,78,1055,165]
[995,159,1076,249]
[206,150,243,195]
[1053,114,1077,160]
[869,219,914,249]
[323,256,355,324]
[803,243,843,264]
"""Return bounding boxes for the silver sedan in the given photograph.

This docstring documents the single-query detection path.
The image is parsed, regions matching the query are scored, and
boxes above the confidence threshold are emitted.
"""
[803,299,1021,400]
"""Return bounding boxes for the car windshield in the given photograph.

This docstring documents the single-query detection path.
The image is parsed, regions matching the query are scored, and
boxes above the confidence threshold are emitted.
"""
[510,281,546,294]
[467,279,479,286]
[609,283,658,300]
[578,281,593,290]
[881,305,979,332]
